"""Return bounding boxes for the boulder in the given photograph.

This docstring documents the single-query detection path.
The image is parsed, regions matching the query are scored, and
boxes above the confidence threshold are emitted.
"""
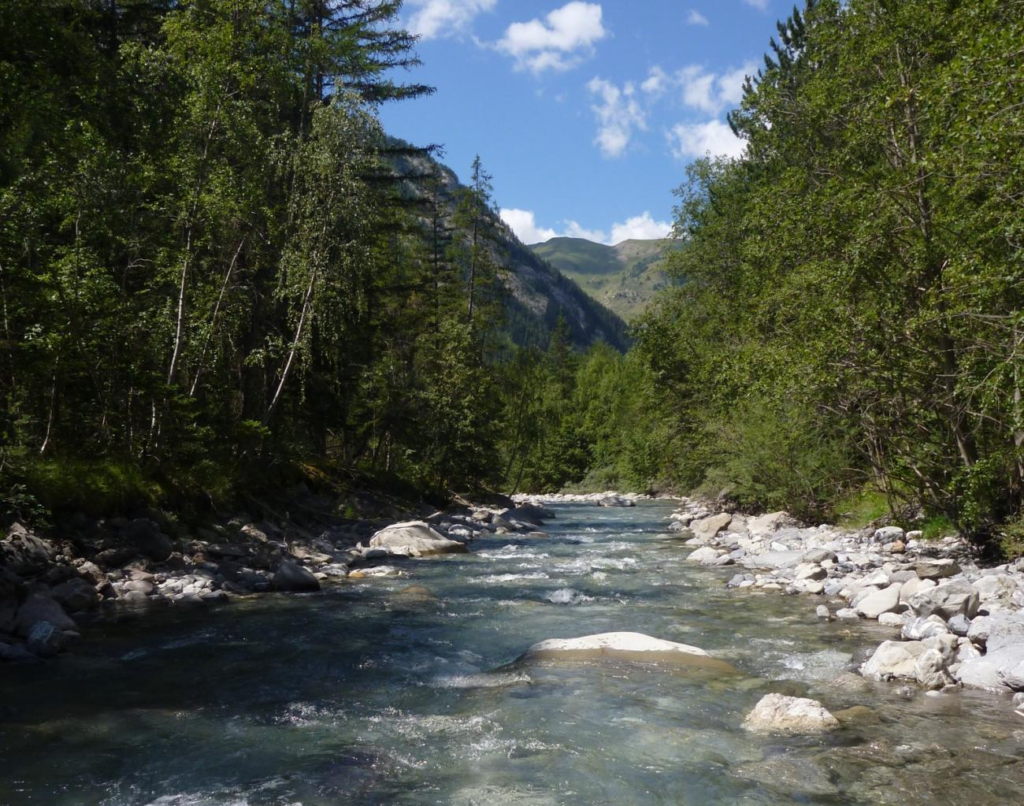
[861,640,926,682]
[793,563,827,582]
[742,693,839,734]
[368,522,468,557]
[691,514,732,541]
[686,546,721,565]
[743,551,805,571]
[49,577,99,612]
[899,576,935,606]
[519,632,738,672]
[0,523,56,574]
[947,614,971,637]
[504,505,554,525]
[957,645,1024,691]
[873,526,905,544]
[915,648,953,690]
[803,548,838,564]
[816,605,832,621]
[856,583,902,619]
[121,518,173,562]
[13,595,76,637]
[916,558,960,580]
[908,579,979,620]
[902,616,951,641]
[878,612,908,628]
[746,511,796,537]
[973,574,1018,603]
[599,495,635,508]
[26,621,64,657]
[272,561,321,593]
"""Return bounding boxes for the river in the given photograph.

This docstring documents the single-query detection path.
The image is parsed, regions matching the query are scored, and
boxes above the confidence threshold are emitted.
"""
[2,501,1024,804]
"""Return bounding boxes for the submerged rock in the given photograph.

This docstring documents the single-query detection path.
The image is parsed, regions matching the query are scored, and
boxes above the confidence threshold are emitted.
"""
[743,693,839,734]
[273,561,321,593]
[519,632,738,672]
[368,521,468,557]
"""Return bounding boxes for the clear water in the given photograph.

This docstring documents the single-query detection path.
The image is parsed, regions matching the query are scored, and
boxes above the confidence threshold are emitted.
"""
[3,502,1024,805]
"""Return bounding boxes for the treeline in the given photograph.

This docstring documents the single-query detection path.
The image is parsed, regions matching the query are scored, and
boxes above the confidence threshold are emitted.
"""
[0,0,565,516]
[615,0,1022,537]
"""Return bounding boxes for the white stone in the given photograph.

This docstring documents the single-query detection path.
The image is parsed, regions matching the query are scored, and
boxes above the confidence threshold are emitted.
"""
[369,521,468,558]
[520,632,736,672]
[855,584,902,619]
[743,694,839,734]
[861,640,927,682]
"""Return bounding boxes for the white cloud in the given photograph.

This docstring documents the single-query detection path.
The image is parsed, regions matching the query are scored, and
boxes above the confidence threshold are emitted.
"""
[687,10,709,26]
[676,62,756,115]
[497,2,607,74]
[587,77,646,158]
[641,66,669,96]
[406,0,496,40]
[610,212,672,243]
[500,209,671,246]
[500,209,558,244]
[668,120,747,160]
[743,0,769,9]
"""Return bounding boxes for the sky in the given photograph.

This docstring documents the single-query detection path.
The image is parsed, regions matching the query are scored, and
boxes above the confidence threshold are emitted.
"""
[379,1,781,246]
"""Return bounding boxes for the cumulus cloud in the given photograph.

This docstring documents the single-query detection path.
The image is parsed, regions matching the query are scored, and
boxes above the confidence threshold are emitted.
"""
[677,61,756,115]
[500,209,558,245]
[501,208,671,246]
[497,2,607,74]
[743,0,770,9]
[687,10,709,26]
[668,120,747,160]
[406,0,496,40]
[641,66,669,97]
[610,212,673,243]
[588,77,646,158]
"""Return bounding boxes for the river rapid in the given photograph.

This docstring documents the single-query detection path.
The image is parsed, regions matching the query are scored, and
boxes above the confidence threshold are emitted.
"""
[2,501,1024,805]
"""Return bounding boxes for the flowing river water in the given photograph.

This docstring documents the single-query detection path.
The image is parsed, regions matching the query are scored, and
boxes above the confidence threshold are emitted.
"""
[3,501,1024,805]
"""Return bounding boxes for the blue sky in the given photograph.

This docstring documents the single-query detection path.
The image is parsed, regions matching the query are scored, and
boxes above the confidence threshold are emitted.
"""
[380,1,781,245]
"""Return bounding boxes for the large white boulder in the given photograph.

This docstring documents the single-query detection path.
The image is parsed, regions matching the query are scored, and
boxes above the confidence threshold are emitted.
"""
[860,640,926,682]
[691,513,732,541]
[743,694,839,734]
[908,579,979,620]
[856,583,902,619]
[368,522,468,557]
[687,546,722,565]
[519,632,738,672]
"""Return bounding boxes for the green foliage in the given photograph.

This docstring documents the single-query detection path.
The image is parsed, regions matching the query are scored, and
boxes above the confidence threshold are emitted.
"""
[631,0,1024,537]
[836,488,891,530]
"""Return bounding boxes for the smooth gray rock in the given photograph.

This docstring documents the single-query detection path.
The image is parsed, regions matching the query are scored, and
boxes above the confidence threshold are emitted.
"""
[687,546,721,565]
[49,577,99,612]
[856,583,902,619]
[504,504,554,525]
[908,579,979,620]
[121,518,173,562]
[272,561,321,593]
[14,595,75,637]
[816,605,831,621]
[691,513,732,541]
[369,522,468,557]
[743,551,805,571]
[874,526,905,544]
[947,614,971,637]
[916,558,960,580]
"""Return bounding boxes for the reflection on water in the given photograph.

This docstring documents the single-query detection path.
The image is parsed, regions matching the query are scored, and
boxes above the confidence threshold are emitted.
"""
[2,503,1024,805]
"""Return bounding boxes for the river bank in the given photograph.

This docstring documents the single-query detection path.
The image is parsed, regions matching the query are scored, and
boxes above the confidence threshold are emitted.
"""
[0,492,557,663]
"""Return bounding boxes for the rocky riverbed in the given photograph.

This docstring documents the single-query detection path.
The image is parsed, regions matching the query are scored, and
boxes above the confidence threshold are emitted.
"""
[3,497,1024,804]
[645,497,1024,709]
[0,495,567,663]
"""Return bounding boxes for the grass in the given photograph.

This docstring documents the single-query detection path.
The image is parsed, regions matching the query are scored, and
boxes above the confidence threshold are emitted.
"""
[920,514,956,541]
[836,486,891,529]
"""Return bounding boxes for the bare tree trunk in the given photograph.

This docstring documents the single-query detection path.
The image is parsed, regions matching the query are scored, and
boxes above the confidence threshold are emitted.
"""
[189,238,245,396]
[264,269,317,425]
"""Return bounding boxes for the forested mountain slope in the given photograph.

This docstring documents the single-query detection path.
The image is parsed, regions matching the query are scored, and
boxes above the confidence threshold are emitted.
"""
[391,149,629,351]
[529,237,678,320]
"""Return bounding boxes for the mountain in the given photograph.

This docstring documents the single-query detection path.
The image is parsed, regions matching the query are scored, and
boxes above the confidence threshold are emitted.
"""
[391,145,630,352]
[529,237,679,320]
